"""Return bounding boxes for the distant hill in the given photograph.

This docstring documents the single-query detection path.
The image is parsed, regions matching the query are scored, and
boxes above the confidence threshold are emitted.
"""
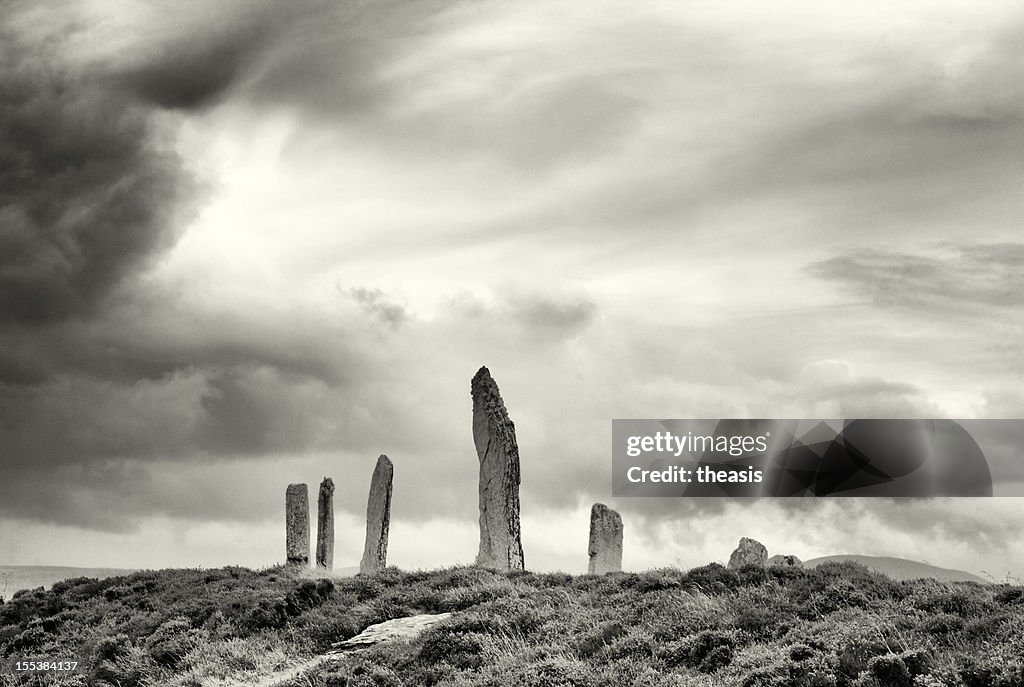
[0,564,364,598]
[804,555,987,583]
[0,565,137,596]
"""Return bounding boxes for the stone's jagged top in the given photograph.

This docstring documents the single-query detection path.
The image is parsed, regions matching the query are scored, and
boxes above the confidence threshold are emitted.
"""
[588,503,623,575]
[589,503,622,527]
[728,537,768,569]
[471,366,510,419]
[360,454,394,575]
[316,477,335,570]
[472,366,524,571]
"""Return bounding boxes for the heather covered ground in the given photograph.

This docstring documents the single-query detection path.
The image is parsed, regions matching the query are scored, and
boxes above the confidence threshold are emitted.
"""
[1,562,1022,686]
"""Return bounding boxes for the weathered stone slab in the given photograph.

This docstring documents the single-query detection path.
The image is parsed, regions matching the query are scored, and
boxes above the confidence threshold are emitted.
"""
[588,503,623,574]
[359,455,393,575]
[767,554,803,568]
[285,483,309,567]
[471,366,524,571]
[316,478,335,570]
[727,537,767,569]
[329,613,453,652]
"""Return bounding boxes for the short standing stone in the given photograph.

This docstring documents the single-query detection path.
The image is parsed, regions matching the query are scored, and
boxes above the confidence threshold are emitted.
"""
[727,537,767,569]
[360,455,394,575]
[316,478,335,570]
[472,367,525,571]
[285,483,310,567]
[767,554,803,568]
[588,503,623,574]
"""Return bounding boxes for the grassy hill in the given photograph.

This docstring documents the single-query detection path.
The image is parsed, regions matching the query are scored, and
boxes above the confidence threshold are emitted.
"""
[0,563,1022,686]
[803,556,988,584]
[0,567,137,597]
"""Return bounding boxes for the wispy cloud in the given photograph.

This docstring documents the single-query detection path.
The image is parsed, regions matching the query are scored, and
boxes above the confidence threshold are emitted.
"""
[809,243,1024,311]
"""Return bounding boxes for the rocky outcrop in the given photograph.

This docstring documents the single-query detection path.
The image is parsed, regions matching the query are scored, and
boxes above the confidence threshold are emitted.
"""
[471,367,524,571]
[359,455,394,575]
[329,613,453,652]
[316,478,335,570]
[727,537,767,569]
[285,483,310,567]
[588,503,623,574]
[767,554,803,568]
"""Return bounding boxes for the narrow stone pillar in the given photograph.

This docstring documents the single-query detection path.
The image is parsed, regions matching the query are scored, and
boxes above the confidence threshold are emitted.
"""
[587,503,623,574]
[471,366,524,571]
[316,478,335,570]
[359,455,394,575]
[285,483,310,567]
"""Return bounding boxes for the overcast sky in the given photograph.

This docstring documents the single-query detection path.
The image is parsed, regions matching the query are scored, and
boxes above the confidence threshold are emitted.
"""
[1,0,1023,579]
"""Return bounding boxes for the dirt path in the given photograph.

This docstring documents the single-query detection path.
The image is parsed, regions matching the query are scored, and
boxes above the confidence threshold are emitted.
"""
[208,612,452,687]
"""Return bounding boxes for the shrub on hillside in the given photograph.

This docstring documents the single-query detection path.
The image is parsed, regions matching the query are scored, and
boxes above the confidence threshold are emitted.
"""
[681,564,740,594]
[957,653,1024,687]
[659,629,735,673]
[599,630,656,661]
[576,621,628,658]
[346,662,404,687]
[908,583,994,617]
[993,585,1024,606]
[512,655,597,687]
[811,562,905,603]
[618,569,684,593]
[851,650,931,687]
[143,617,206,668]
[285,579,335,615]
[226,596,289,634]
[417,628,487,669]
[435,579,515,612]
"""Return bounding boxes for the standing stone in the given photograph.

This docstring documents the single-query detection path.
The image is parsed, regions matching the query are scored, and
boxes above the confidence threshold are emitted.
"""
[471,366,525,571]
[767,554,803,568]
[316,478,335,570]
[360,455,394,575]
[588,503,623,575]
[728,537,767,569]
[285,483,310,567]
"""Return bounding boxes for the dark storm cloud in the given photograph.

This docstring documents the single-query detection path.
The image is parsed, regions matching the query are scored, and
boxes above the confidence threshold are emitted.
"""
[808,243,1024,311]
[0,288,425,529]
[0,0,441,328]
[0,304,384,467]
[0,11,197,325]
[109,6,283,111]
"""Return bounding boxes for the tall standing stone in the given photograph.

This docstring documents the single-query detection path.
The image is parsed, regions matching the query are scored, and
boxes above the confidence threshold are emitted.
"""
[360,455,394,575]
[728,537,767,569]
[285,483,310,567]
[471,366,524,571]
[588,503,623,575]
[316,478,335,570]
